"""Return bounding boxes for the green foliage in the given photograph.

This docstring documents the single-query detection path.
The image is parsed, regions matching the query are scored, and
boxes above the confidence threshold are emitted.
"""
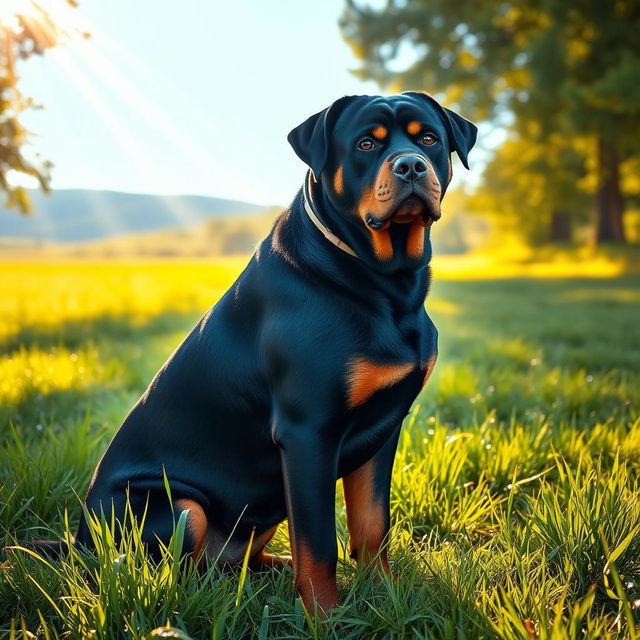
[341,0,640,137]
[341,0,640,244]
[470,129,591,244]
[1,262,640,637]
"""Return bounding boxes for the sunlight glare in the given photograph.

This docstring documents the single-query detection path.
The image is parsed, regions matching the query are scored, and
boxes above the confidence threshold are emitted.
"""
[0,0,88,44]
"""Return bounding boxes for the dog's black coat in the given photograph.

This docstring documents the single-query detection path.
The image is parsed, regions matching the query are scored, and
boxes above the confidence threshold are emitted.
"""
[53,93,476,611]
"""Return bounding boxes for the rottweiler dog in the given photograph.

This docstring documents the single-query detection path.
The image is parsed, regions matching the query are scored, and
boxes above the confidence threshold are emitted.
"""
[33,92,476,615]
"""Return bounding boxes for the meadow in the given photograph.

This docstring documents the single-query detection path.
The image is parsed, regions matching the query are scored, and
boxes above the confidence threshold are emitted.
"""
[1,256,639,639]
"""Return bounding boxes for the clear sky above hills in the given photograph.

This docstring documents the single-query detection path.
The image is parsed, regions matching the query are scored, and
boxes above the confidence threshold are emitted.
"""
[17,0,388,205]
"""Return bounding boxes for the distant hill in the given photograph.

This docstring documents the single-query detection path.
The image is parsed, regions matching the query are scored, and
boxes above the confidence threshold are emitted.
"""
[52,212,280,259]
[0,187,490,259]
[0,189,271,244]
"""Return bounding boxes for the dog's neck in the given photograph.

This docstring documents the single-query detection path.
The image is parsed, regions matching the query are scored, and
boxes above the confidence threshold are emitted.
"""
[278,186,432,313]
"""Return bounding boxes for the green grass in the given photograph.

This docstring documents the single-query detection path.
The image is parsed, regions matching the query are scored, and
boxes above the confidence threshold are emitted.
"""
[1,262,639,638]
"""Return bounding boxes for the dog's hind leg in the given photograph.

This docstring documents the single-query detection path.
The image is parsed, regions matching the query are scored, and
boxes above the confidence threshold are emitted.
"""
[248,525,293,569]
[73,490,209,561]
[173,498,208,560]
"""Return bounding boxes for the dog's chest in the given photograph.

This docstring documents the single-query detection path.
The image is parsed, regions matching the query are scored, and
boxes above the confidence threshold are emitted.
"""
[338,310,436,473]
[344,306,435,407]
[338,364,424,476]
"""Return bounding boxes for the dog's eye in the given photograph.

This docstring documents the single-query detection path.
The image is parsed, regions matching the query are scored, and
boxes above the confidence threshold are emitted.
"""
[356,137,376,151]
[420,133,438,146]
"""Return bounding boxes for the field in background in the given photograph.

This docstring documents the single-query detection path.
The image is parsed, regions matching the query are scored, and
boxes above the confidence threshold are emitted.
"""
[1,256,639,638]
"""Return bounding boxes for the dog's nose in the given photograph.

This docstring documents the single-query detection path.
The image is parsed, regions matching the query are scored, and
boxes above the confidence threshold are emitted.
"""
[391,155,428,182]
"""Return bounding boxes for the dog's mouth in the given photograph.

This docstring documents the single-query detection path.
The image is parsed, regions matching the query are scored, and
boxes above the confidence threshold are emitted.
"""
[365,194,440,231]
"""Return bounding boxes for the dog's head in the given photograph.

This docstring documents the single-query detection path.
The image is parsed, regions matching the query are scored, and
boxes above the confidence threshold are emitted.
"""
[288,93,477,268]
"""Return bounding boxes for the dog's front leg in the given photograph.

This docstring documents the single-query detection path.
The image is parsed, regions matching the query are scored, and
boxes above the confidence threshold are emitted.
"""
[277,425,340,616]
[343,427,400,575]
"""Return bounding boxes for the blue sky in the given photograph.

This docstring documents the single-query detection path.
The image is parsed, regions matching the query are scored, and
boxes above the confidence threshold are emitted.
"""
[16,0,481,206]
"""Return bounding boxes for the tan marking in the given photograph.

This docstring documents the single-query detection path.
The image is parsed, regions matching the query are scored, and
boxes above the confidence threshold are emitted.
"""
[370,228,393,261]
[356,157,442,261]
[248,525,293,569]
[199,523,283,565]
[447,156,452,184]
[347,357,414,408]
[426,161,443,218]
[343,459,390,573]
[333,165,343,196]
[372,125,387,140]
[250,549,293,569]
[357,161,396,222]
[421,354,437,388]
[407,121,422,135]
[357,161,397,261]
[296,540,339,614]
[175,498,207,559]
[406,220,425,259]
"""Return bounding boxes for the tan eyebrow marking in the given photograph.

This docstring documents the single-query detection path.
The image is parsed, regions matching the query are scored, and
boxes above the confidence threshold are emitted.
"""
[372,125,387,140]
[407,121,422,135]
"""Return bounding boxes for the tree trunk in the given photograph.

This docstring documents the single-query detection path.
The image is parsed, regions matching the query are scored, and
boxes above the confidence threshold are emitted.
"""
[593,136,625,244]
[548,209,572,243]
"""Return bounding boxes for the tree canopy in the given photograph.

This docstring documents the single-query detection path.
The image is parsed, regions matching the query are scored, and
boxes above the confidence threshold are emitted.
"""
[1,0,86,214]
[341,0,640,244]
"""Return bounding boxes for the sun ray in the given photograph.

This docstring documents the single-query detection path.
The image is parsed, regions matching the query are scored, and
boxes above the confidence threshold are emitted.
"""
[3,0,236,232]
[49,47,152,171]
[46,48,210,231]
[68,38,218,172]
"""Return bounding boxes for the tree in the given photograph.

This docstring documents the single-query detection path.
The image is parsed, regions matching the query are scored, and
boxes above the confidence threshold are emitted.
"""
[1,0,87,214]
[471,128,590,245]
[341,0,640,244]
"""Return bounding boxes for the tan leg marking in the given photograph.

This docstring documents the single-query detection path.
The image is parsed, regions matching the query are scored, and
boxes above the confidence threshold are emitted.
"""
[295,540,339,615]
[175,498,208,559]
[343,458,390,574]
[346,357,414,409]
[248,524,293,569]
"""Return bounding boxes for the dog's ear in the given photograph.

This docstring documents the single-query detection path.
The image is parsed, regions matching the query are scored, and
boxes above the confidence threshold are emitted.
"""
[403,91,478,169]
[287,95,356,180]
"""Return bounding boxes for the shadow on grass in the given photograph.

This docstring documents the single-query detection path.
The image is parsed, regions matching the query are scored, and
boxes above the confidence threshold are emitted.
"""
[0,383,132,439]
[0,308,204,355]
[431,276,640,371]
